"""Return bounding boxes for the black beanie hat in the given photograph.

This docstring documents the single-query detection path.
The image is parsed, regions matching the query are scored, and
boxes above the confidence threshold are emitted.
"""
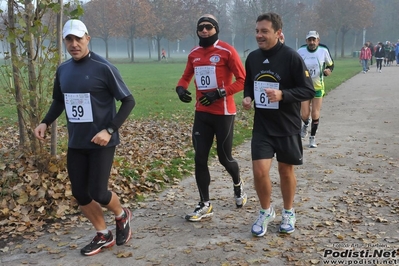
[197,16,219,33]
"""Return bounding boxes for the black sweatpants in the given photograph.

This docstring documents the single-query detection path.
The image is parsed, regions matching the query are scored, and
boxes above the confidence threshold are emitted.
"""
[192,111,240,202]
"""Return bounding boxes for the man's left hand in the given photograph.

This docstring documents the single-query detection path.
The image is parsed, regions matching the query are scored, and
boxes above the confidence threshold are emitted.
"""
[91,130,112,146]
[323,69,332,76]
[199,89,224,106]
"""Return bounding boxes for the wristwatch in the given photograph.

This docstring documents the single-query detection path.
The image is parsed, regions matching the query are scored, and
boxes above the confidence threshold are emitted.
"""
[106,127,115,135]
[218,88,226,98]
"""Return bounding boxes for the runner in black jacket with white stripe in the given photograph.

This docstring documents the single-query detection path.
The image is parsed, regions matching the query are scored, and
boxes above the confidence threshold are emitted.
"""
[242,13,315,237]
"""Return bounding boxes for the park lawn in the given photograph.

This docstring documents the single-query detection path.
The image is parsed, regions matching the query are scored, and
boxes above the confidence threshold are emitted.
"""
[0,56,360,132]
[115,61,196,121]
[114,57,360,120]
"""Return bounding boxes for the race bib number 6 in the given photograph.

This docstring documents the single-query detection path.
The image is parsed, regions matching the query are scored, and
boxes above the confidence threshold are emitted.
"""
[254,81,279,109]
[64,93,94,123]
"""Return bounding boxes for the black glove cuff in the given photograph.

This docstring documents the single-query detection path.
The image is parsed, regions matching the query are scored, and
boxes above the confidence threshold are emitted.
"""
[176,86,185,94]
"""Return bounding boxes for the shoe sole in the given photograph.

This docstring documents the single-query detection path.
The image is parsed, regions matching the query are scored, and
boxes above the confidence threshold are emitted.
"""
[251,212,276,237]
[185,212,213,222]
[116,208,133,246]
[279,228,295,234]
[81,238,116,256]
[279,217,296,234]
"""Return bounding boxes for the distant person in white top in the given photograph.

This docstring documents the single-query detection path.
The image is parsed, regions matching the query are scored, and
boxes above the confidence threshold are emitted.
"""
[297,31,334,148]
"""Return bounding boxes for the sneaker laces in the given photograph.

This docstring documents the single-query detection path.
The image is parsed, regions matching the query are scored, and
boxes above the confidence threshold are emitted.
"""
[254,211,268,226]
[281,211,294,227]
[91,232,105,243]
[193,202,207,213]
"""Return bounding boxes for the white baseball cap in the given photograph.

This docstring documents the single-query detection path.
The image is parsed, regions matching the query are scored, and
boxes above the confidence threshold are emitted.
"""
[62,19,88,39]
[306,31,319,39]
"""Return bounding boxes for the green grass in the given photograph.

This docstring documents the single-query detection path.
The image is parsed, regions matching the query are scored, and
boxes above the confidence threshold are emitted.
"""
[115,62,196,120]
[114,57,360,121]
[0,57,360,124]
[324,57,360,94]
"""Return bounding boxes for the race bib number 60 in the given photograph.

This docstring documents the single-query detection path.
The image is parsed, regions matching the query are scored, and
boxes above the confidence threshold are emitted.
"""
[195,66,217,90]
[64,93,94,123]
[254,81,279,109]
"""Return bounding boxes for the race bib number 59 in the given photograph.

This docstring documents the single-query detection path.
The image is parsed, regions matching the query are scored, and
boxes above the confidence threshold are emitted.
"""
[64,93,94,123]
[254,81,279,109]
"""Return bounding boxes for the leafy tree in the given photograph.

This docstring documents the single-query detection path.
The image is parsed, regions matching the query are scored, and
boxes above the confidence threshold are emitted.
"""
[230,0,303,51]
[149,0,185,61]
[115,0,157,62]
[315,0,374,58]
[180,0,215,47]
[0,0,81,162]
[369,0,399,42]
[82,0,117,60]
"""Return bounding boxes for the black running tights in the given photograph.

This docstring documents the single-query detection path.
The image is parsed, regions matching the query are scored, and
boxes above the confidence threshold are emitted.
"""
[192,111,240,202]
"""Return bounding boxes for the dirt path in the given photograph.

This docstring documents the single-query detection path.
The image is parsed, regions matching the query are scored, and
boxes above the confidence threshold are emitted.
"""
[2,65,399,266]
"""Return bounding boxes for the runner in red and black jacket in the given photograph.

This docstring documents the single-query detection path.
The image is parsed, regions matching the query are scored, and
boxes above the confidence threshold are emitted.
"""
[175,14,247,222]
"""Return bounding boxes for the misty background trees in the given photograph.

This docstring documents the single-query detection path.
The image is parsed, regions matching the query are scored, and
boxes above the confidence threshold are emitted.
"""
[2,0,399,63]
[76,0,399,61]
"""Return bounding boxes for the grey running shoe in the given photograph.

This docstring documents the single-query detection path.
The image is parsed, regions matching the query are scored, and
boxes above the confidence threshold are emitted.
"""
[301,122,309,139]
[251,207,276,237]
[309,136,317,148]
[185,202,213,222]
[234,181,247,208]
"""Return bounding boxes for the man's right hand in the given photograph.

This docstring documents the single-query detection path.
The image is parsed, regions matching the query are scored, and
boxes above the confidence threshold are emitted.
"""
[176,86,192,103]
[242,97,252,110]
[34,123,47,140]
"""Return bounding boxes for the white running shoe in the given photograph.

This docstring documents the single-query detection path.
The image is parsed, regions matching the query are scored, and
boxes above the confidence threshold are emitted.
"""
[309,136,317,148]
[251,207,276,237]
[279,209,296,234]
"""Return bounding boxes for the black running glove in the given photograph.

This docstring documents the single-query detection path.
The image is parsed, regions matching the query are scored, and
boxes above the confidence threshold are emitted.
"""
[176,86,192,103]
[199,89,226,106]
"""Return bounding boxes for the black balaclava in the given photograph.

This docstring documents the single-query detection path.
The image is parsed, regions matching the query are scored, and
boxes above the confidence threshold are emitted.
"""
[197,16,219,47]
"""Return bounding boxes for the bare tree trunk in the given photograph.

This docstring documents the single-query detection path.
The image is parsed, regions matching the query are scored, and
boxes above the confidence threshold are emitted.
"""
[334,31,339,59]
[167,40,170,59]
[341,31,348,58]
[156,36,161,61]
[51,0,64,156]
[8,0,26,148]
[25,0,40,152]
[147,38,152,59]
[352,32,358,54]
[105,38,109,60]
[130,34,135,63]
